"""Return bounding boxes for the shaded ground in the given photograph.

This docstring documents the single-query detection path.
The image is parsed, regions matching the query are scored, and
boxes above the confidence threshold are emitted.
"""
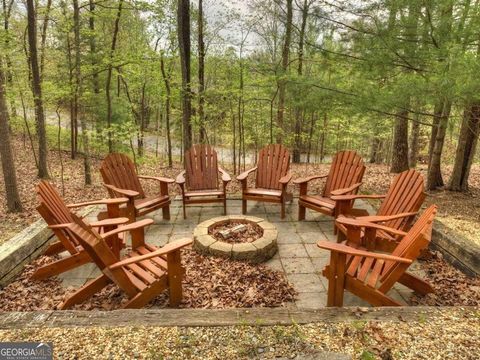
[0,201,478,311]
[0,309,478,359]
[1,135,480,246]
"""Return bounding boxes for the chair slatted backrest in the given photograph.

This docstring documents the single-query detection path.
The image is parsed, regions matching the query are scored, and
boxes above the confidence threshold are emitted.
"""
[100,153,145,198]
[323,151,365,197]
[37,181,80,253]
[256,144,290,190]
[377,169,425,230]
[185,144,219,191]
[67,213,139,296]
[380,205,436,283]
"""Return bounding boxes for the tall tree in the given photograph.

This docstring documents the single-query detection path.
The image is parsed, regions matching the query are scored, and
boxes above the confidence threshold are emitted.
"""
[105,0,124,153]
[198,0,206,142]
[73,0,91,184]
[276,0,292,144]
[0,59,22,212]
[26,0,49,178]
[177,0,192,151]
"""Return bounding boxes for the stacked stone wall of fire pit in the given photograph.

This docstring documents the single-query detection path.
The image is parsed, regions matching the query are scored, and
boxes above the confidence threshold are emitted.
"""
[193,215,278,263]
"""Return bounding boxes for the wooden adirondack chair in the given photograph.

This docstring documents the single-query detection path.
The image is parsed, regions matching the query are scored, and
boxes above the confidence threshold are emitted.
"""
[237,144,292,219]
[60,215,192,309]
[332,169,425,252]
[33,181,130,280]
[176,144,231,219]
[294,150,365,221]
[318,205,436,307]
[100,153,174,222]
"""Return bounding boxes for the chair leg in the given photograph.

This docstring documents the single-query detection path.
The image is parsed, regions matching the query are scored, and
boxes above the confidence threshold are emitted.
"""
[60,274,111,309]
[399,272,434,295]
[223,196,227,215]
[44,241,66,256]
[32,252,91,280]
[167,251,184,307]
[162,205,170,220]
[182,200,187,219]
[298,204,306,221]
[242,199,247,215]
[281,199,286,219]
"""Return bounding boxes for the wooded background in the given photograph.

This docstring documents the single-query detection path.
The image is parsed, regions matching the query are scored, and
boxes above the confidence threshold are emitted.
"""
[1,0,479,213]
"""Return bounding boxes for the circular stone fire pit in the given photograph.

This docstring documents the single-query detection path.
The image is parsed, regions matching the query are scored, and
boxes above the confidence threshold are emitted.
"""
[193,215,278,263]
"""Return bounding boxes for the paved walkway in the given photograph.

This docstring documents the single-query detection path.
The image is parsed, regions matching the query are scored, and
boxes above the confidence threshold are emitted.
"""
[59,198,423,309]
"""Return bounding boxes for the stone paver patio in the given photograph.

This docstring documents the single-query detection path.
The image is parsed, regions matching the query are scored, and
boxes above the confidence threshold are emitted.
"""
[58,198,423,309]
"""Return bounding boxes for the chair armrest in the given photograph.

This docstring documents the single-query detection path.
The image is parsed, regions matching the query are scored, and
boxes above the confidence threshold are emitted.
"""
[89,217,130,228]
[236,167,257,181]
[279,173,292,185]
[67,197,129,208]
[331,194,386,201]
[317,240,412,264]
[176,171,186,185]
[108,238,193,270]
[293,175,328,184]
[48,223,73,230]
[138,175,175,184]
[101,219,154,239]
[218,168,231,182]
[335,216,408,237]
[358,212,418,223]
[103,184,139,198]
[330,182,362,196]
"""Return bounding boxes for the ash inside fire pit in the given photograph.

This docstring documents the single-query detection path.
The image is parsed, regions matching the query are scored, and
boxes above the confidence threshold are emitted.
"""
[209,220,263,244]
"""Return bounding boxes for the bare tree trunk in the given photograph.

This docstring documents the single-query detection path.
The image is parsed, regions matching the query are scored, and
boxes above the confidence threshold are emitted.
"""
[0,59,22,212]
[427,101,451,190]
[428,102,443,168]
[409,113,421,168]
[160,54,173,167]
[88,0,100,95]
[390,109,409,172]
[39,0,52,81]
[106,0,124,153]
[198,0,206,142]
[2,0,16,118]
[293,0,309,162]
[448,103,480,191]
[319,113,327,162]
[275,0,292,144]
[73,0,91,185]
[306,111,315,163]
[26,0,49,178]
[177,0,192,152]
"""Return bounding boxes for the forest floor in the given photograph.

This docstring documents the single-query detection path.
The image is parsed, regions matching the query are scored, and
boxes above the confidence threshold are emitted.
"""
[0,308,478,359]
[1,135,479,247]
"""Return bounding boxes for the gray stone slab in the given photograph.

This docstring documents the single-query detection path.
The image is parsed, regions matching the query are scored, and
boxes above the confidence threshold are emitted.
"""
[311,257,330,274]
[169,233,192,243]
[299,232,327,244]
[147,224,173,236]
[282,257,315,274]
[145,234,169,247]
[295,292,327,310]
[295,221,321,233]
[278,244,308,258]
[304,244,329,258]
[266,213,293,222]
[287,273,323,293]
[264,258,283,272]
[277,232,302,244]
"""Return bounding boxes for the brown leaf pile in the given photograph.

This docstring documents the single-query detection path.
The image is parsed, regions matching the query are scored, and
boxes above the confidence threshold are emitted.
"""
[0,256,66,312]
[0,249,297,311]
[410,251,480,306]
[209,220,264,244]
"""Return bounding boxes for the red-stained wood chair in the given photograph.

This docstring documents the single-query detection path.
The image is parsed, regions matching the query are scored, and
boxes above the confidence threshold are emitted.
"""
[333,169,425,252]
[176,144,231,219]
[33,181,130,280]
[100,153,174,222]
[318,205,436,307]
[237,144,292,219]
[60,215,192,309]
[294,151,365,222]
